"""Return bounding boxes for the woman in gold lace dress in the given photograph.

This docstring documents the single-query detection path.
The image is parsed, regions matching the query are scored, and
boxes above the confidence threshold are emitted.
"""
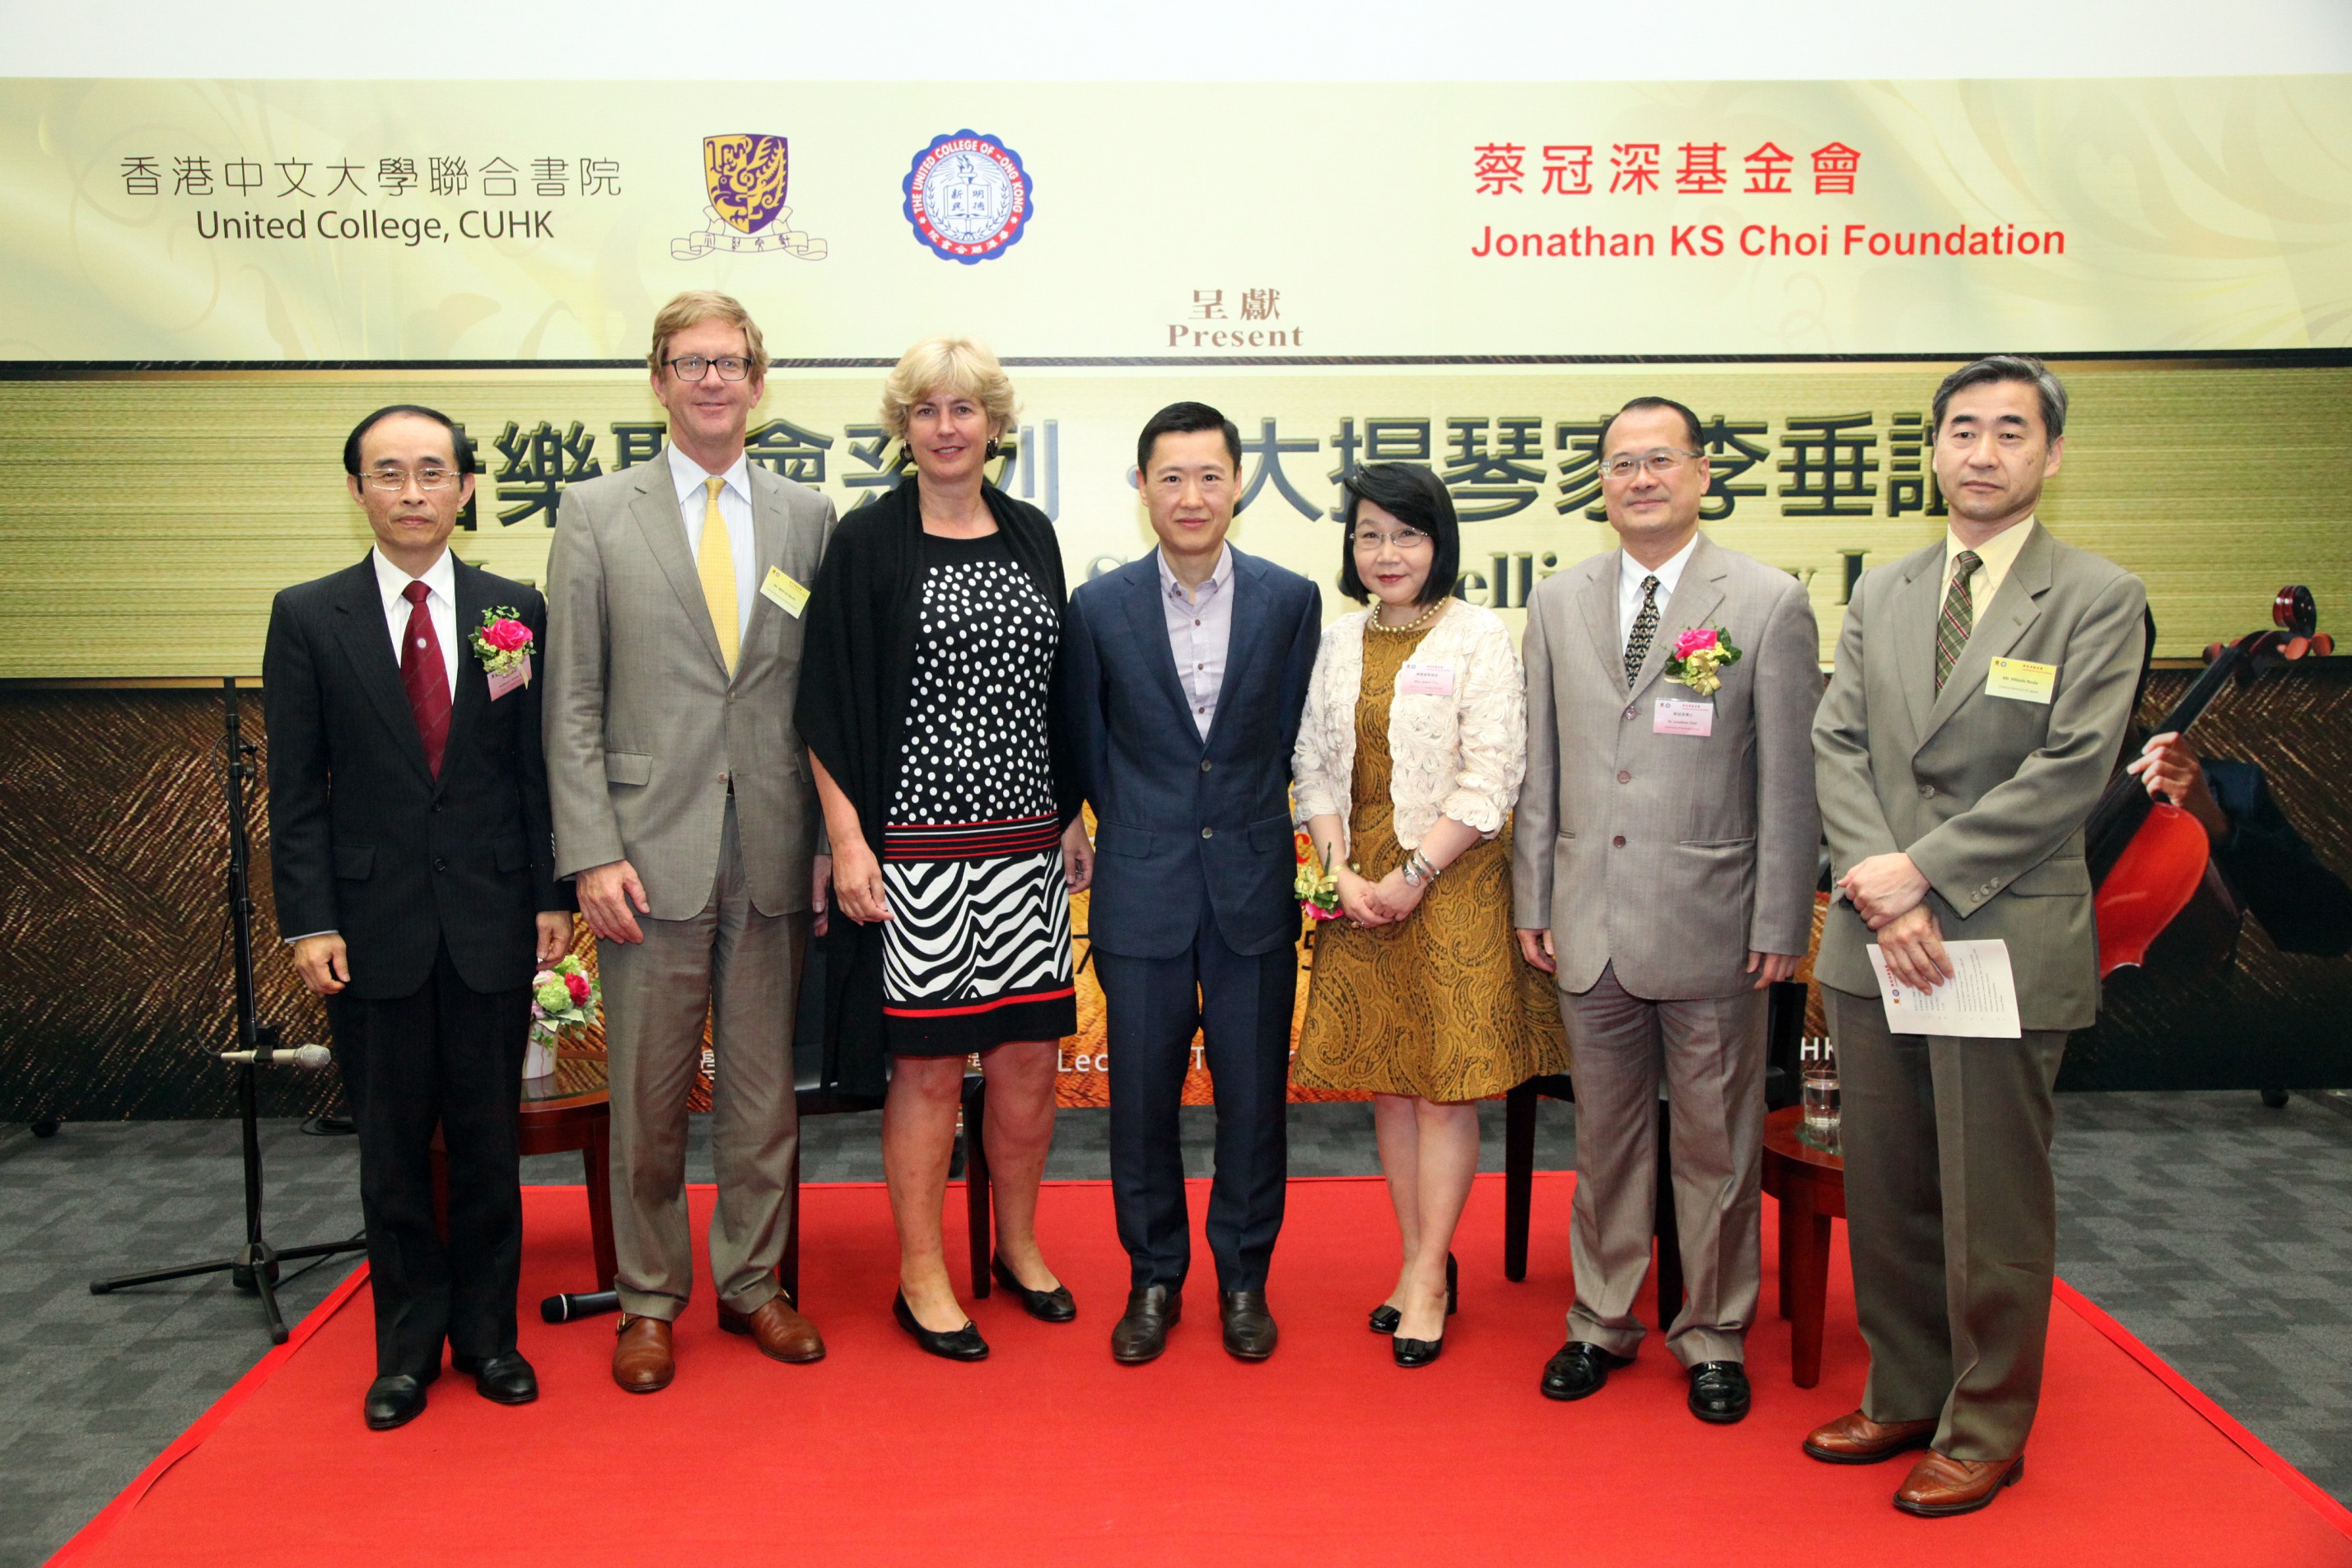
[1291,462,1569,1369]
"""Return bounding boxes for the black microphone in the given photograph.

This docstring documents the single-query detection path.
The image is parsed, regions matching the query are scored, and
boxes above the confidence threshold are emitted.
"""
[541,1290,621,1323]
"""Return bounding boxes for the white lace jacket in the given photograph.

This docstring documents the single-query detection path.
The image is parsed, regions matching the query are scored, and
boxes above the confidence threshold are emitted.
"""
[1290,600,1528,853]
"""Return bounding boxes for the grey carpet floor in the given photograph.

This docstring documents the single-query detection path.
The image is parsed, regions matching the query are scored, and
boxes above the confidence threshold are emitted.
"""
[2,1091,2345,1566]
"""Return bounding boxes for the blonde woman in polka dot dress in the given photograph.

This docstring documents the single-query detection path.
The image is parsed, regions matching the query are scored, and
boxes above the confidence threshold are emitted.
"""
[799,338,1092,1360]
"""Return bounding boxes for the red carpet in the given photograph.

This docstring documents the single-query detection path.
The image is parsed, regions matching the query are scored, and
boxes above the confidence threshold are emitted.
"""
[54,1174,2352,1568]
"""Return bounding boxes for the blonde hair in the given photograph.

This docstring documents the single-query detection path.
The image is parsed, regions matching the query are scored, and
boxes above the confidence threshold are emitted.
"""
[879,337,1017,443]
[646,290,770,377]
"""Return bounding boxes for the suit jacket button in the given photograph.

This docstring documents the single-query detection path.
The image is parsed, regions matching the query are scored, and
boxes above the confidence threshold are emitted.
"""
[1201,827,1215,839]
[1201,759,1212,772]
[1624,706,1637,720]
[1612,834,1626,847]
[430,800,443,812]
[1616,770,1631,784]
[1920,784,1937,798]
[433,857,448,874]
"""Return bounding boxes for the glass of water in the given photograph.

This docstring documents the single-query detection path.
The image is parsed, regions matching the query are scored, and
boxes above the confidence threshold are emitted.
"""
[1800,1060,1841,1155]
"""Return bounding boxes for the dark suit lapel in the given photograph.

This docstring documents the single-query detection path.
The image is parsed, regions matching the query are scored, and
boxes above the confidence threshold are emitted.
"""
[1631,534,1727,700]
[1579,555,1626,693]
[631,450,730,677]
[1122,552,1202,745]
[1202,549,1267,753]
[440,560,493,781]
[329,556,433,786]
[1892,544,1944,740]
[1919,522,2050,747]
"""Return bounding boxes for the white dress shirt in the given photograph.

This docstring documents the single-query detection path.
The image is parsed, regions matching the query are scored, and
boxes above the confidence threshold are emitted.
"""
[1941,514,2037,607]
[372,545,457,705]
[666,443,758,644]
[1158,544,1234,740]
[1617,531,1701,643]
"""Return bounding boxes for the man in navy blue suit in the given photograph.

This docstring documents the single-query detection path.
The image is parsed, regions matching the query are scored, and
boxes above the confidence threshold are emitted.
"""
[1061,402,1322,1363]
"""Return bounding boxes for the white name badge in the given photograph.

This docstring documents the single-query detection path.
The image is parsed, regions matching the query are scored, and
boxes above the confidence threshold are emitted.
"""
[1654,697,1714,736]
[1986,656,2057,704]
[487,654,531,701]
[1398,660,1455,698]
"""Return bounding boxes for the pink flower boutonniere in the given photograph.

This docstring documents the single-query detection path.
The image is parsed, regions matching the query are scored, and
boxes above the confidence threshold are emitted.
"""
[469,607,534,677]
[1664,624,1741,698]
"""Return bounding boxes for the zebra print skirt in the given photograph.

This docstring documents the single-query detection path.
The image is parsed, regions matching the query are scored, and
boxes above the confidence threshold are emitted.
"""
[877,813,1077,1056]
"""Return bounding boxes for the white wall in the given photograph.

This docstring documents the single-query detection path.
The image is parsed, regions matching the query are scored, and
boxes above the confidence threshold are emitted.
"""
[4,0,2350,80]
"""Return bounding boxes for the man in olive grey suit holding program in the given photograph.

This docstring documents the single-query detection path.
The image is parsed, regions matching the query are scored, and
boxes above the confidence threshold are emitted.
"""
[1514,395,1822,1427]
[1804,357,2143,1517]
[544,291,837,1393]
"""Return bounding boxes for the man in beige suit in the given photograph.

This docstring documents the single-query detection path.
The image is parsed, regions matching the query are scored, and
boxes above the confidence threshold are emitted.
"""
[1805,357,2144,1515]
[545,292,838,1392]
[1514,396,1822,1425]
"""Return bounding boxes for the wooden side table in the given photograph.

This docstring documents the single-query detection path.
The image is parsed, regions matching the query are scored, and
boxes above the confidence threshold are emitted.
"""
[432,1056,617,1295]
[1760,1104,1845,1388]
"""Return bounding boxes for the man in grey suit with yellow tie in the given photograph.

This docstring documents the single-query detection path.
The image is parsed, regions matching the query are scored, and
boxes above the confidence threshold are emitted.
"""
[1514,396,1822,1425]
[545,292,838,1392]
[1806,357,2144,1515]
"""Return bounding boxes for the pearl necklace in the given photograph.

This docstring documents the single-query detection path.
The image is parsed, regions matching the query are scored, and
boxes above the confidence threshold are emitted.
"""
[1370,599,1444,634]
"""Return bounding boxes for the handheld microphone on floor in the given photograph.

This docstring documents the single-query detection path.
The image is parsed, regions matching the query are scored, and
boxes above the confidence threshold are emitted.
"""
[542,1290,621,1323]
[219,1043,334,1069]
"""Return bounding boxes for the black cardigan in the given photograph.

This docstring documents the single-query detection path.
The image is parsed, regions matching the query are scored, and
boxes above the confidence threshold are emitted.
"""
[795,476,1079,1098]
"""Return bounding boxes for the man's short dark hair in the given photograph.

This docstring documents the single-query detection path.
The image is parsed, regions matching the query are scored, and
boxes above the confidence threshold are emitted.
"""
[1930,355,2068,440]
[343,404,476,476]
[1596,395,1705,460]
[1337,463,1460,609]
[1136,401,1242,478]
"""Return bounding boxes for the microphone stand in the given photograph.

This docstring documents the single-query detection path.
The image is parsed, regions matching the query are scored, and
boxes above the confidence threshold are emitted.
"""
[90,679,367,1344]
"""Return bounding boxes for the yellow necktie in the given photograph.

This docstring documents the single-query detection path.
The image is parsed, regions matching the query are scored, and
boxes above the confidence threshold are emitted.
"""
[698,474,739,674]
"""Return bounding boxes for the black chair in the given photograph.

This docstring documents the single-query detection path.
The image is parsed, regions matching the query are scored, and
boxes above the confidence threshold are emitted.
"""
[1500,979,1809,1318]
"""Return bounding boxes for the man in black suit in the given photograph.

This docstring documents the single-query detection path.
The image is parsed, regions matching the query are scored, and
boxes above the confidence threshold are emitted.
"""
[265,404,571,1430]
[1060,402,1322,1363]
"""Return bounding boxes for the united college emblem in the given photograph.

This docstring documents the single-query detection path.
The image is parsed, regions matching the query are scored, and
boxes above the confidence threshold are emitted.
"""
[902,131,1035,264]
[672,133,828,260]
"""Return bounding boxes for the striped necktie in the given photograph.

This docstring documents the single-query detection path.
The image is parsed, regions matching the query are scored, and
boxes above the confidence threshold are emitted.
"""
[699,474,739,674]
[1934,549,1981,693]
[1624,574,1660,688]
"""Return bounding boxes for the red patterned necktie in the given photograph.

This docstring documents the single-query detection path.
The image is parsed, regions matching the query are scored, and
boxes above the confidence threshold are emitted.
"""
[399,579,451,777]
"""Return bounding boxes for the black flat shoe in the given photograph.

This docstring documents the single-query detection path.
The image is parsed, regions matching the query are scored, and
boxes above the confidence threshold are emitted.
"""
[1539,1340,1630,1402]
[451,1350,539,1404]
[1370,1253,1458,1335]
[894,1290,988,1361]
[991,1253,1076,1323]
[1687,1360,1751,1424]
[362,1372,432,1430]
[1393,1332,1444,1368]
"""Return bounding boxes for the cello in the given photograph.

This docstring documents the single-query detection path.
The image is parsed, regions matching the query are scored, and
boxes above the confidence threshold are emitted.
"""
[2088,586,2331,979]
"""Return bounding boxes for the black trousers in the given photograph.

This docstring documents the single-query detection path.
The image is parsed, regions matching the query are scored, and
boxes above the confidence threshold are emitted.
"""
[326,940,529,1376]
[1096,903,1295,1294]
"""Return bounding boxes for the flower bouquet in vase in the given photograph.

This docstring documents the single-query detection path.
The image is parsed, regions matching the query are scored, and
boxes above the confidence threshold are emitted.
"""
[1294,831,1342,922]
[524,954,597,1080]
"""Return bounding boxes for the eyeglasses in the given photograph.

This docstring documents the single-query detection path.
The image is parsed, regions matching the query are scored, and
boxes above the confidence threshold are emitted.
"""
[1351,527,1434,552]
[1602,449,1702,481]
[664,354,753,382]
[361,466,461,492]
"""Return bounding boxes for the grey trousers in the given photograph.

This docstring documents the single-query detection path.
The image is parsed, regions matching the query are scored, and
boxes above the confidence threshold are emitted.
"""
[1560,961,1766,1367]
[1827,984,2068,1462]
[600,798,808,1321]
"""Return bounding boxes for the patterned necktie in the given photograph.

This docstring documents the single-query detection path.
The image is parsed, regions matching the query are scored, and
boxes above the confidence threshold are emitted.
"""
[1934,549,1982,693]
[1624,573,1661,688]
[399,579,451,778]
[699,474,740,674]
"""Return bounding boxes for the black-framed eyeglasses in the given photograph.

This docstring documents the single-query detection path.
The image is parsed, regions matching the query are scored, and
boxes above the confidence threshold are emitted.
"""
[665,354,753,382]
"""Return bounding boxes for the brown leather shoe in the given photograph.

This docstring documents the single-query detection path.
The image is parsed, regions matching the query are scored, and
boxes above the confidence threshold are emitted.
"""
[1802,1409,1939,1465]
[718,1294,826,1364]
[1219,1290,1278,1361]
[612,1314,674,1393]
[1893,1449,2025,1516]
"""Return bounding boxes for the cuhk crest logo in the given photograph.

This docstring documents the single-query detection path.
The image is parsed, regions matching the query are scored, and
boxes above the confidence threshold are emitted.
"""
[903,131,1034,264]
[673,133,828,260]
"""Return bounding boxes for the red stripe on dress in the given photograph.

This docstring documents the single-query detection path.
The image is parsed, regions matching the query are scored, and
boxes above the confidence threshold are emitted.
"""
[883,986,1076,1018]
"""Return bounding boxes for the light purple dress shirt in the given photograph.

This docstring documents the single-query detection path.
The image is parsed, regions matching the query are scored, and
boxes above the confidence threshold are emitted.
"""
[1158,544,1234,740]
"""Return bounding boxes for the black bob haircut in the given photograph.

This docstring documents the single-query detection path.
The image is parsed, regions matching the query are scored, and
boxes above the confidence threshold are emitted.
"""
[1136,400,1243,479]
[1337,462,1460,609]
[343,404,478,477]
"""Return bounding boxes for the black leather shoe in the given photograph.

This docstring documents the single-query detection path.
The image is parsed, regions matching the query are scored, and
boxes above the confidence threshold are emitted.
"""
[1539,1340,1630,1402]
[450,1350,539,1405]
[1111,1284,1180,1364]
[1687,1360,1752,1424]
[991,1254,1076,1323]
[893,1290,988,1361]
[1370,1253,1458,1335]
[1220,1291,1278,1360]
[1392,1332,1444,1368]
[363,1372,432,1430]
